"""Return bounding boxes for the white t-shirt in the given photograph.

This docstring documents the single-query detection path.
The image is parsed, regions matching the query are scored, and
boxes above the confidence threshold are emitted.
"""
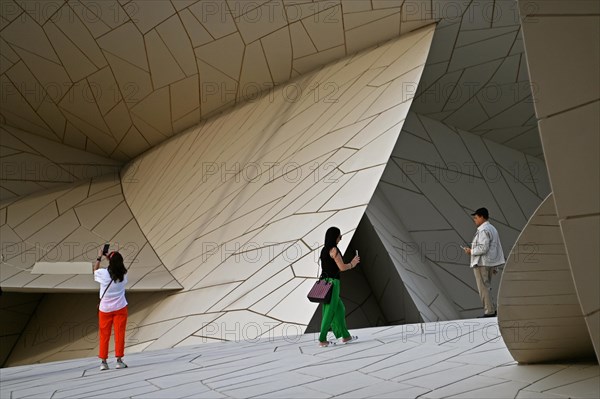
[94,269,128,313]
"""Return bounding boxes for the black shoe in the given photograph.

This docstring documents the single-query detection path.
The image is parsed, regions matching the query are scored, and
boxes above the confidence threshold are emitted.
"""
[483,312,497,317]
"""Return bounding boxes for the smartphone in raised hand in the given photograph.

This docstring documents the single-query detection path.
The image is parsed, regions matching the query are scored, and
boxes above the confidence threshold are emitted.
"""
[102,243,110,255]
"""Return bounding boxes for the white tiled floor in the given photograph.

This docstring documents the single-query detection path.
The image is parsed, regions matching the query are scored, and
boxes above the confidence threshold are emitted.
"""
[1,319,597,399]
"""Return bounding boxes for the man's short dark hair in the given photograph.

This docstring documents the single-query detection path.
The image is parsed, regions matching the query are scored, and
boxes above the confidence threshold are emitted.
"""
[471,207,489,219]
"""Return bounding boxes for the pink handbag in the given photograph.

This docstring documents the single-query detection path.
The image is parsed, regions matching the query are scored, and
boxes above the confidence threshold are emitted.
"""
[307,279,332,304]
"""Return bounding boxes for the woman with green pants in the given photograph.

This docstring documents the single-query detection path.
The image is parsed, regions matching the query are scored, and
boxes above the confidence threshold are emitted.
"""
[318,227,361,347]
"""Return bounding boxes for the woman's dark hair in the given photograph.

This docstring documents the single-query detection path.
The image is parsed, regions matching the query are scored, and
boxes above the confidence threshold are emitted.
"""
[320,227,341,262]
[107,251,127,283]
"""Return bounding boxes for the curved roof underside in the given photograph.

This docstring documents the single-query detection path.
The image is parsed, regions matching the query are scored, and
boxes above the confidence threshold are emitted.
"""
[0,0,540,170]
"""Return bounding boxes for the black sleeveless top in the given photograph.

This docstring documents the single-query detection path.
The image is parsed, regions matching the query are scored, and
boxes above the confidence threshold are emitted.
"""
[320,246,341,279]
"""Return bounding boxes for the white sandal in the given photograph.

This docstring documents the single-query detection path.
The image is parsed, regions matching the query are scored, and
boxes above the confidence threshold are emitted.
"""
[318,340,336,347]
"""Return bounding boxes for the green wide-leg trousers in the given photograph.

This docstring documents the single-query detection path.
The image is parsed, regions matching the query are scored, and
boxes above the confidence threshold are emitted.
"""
[319,278,350,342]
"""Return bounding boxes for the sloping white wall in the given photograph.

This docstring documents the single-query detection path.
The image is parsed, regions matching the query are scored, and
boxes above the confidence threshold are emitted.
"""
[119,26,435,349]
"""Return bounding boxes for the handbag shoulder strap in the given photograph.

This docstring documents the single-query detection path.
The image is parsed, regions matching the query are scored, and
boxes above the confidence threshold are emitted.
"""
[318,262,329,280]
[318,247,333,280]
[100,279,113,300]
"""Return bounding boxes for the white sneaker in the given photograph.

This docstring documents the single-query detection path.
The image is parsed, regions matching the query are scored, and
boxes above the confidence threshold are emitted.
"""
[116,359,128,369]
[100,361,109,371]
[341,335,358,344]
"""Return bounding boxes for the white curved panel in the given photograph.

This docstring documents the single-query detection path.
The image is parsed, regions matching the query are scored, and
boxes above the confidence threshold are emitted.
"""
[519,0,600,362]
[118,27,436,352]
[498,194,595,363]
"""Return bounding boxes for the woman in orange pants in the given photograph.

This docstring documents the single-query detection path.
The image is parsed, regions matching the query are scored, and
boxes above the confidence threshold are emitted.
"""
[93,247,128,370]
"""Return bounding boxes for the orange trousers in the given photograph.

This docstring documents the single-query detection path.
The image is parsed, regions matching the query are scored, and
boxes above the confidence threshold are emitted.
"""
[98,306,128,359]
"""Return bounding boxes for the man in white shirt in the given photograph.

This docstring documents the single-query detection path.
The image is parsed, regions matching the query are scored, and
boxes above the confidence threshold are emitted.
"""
[463,207,505,317]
